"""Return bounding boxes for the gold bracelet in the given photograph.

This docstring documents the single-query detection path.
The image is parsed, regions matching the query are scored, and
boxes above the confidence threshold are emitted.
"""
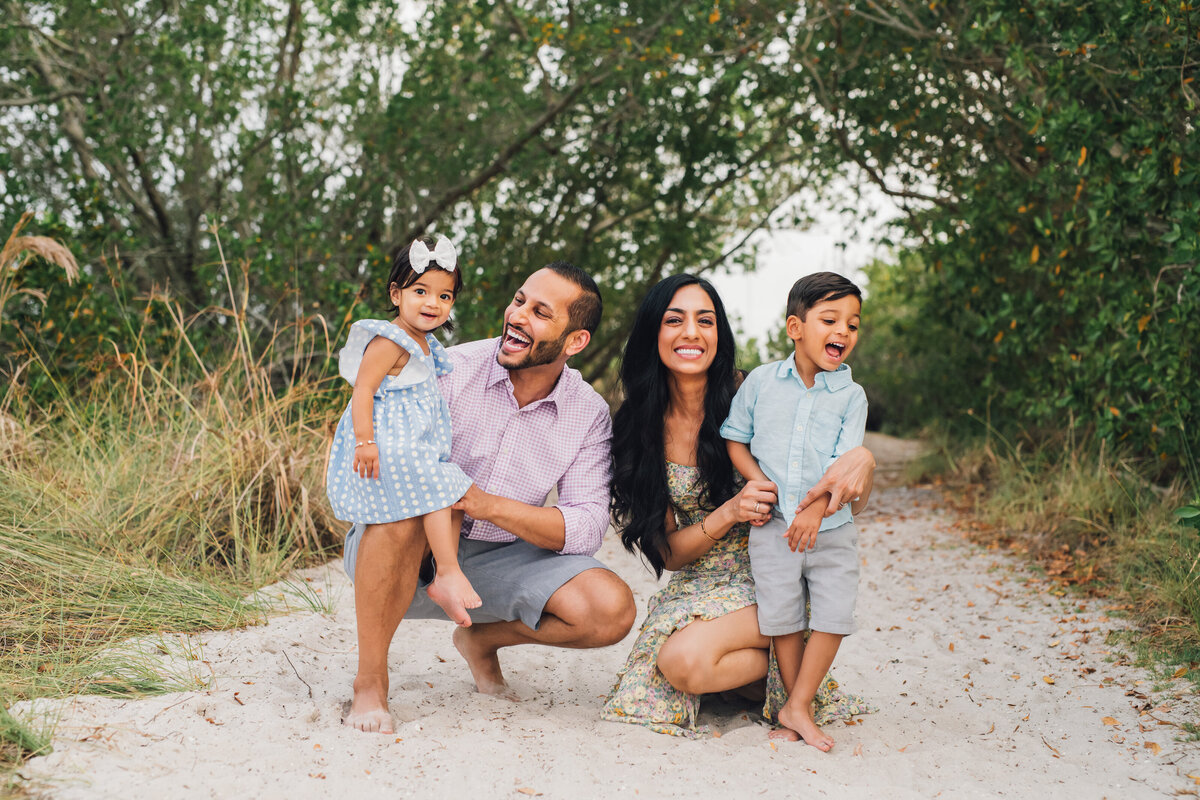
[699,515,718,543]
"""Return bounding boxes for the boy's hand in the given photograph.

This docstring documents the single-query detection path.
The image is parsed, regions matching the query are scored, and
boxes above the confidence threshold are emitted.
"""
[353,443,380,479]
[785,502,825,552]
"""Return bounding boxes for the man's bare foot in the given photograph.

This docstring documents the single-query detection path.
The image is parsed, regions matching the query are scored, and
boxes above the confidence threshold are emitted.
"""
[453,626,520,701]
[343,676,395,734]
[777,702,834,752]
[427,571,481,627]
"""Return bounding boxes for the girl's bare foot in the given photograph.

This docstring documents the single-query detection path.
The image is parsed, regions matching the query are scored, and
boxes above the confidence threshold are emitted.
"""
[426,571,481,627]
[343,676,395,734]
[777,702,834,752]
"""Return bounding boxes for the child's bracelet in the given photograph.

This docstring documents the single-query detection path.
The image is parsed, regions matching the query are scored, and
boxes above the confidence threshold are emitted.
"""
[354,440,376,448]
[699,515,718,543]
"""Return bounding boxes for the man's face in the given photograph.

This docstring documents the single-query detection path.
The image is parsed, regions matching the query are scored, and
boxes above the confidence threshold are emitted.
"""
[497,269,581,371]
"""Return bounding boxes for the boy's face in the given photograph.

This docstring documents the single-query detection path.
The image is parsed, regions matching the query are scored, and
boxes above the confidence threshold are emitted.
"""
[785,293,861,374]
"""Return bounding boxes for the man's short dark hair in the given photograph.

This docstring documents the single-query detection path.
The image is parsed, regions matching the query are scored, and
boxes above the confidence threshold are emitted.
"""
[786,271,862,320]
[544,261,602,334]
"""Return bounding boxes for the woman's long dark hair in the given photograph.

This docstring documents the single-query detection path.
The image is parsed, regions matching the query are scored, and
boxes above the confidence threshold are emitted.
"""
[610,274,739,577]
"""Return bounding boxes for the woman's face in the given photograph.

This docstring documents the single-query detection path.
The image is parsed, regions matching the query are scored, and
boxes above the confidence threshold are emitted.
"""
[656,284,720,377]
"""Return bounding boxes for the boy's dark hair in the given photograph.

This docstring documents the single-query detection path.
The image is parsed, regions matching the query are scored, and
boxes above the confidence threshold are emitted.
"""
[786,271,862,320]
[543,260,603,334]
[387,235,464,332]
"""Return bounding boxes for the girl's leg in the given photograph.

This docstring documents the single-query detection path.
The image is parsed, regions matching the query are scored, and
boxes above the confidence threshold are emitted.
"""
[656,605,771,695]
[776,631,843,752]
[424,506,481,627]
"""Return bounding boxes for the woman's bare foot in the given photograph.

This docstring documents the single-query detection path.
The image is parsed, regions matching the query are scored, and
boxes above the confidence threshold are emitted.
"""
[453,626,520,701]
[768,726,801,742]
[777,702,834,752]
[343,675,395,734]
[426,571,481,627]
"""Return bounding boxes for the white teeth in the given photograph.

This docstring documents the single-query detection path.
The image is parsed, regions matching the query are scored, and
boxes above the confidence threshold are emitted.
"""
[829,342,845,350]
[676,348,702,356]
[507,326,531,344]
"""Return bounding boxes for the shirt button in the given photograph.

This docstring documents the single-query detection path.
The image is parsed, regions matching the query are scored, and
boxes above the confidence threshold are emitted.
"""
[796,424,803,432]
[791,461,799,468]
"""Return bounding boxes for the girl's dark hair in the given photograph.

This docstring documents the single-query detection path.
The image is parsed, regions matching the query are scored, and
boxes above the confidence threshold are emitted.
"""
[387,235,465,332]
[610,274,739,577]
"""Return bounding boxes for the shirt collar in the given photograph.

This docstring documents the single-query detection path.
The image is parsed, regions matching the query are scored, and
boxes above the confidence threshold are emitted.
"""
[774,358,854,391]
[484,337,568,406]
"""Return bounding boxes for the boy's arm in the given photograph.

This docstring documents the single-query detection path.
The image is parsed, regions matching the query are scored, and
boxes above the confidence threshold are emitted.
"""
[787,493,830,552]
[726,441,769,484]
[350,337,407,479]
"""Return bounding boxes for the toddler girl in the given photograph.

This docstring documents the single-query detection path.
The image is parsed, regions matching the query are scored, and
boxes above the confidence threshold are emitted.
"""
[326,234,478,626]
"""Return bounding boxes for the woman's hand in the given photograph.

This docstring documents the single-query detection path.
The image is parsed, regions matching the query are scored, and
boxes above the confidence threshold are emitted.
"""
[796,446,876,518]
[730,479,777,527]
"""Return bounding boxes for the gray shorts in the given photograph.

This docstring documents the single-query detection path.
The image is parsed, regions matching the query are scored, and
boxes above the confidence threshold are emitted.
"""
[342,523,610,631]
[749,515,859,637]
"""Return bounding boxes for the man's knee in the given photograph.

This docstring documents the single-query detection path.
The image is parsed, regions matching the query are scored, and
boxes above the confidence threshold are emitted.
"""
[583,570,636,645]
[352,519,429,582]
[554,569,636,646]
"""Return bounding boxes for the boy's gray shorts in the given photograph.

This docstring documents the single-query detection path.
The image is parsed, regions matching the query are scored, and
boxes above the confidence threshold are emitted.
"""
[749,515,859,637]
[342,523,610,631]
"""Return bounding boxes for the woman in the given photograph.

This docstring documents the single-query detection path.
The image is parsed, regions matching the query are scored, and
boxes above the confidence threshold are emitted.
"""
[601,274,876,738]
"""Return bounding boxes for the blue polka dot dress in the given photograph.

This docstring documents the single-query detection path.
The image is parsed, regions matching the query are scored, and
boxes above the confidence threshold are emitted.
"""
[325,319,472,524]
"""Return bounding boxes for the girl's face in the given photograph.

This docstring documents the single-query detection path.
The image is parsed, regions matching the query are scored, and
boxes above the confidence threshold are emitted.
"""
[390,269,457,337]
[657,284,719,377]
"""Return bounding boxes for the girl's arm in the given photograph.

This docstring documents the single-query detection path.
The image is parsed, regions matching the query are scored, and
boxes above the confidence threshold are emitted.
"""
[350,337,408,479]
[660,478,777,572]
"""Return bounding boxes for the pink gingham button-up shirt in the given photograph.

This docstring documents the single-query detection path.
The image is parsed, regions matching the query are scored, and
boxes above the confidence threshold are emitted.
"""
[438,338,612,556]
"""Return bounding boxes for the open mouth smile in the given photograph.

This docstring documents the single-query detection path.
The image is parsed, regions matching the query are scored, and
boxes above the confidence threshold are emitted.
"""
[502,324,532,353]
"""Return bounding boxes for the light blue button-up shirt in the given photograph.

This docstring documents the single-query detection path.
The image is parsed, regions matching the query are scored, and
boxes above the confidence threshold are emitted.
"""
[720,359,868,531]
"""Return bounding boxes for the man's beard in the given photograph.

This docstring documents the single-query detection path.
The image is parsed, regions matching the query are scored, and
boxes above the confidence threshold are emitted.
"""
[498,328,569,371]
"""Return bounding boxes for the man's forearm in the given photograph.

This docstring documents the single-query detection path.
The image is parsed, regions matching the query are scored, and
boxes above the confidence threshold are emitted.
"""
[459,487,567,551]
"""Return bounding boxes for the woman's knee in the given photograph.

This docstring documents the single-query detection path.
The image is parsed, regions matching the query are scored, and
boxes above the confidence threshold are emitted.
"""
[656,638,707,694]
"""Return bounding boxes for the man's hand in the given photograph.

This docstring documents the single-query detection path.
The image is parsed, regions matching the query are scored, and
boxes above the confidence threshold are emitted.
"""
[787,496,827,552]
[796,446,876,518]
[451,484,489,519]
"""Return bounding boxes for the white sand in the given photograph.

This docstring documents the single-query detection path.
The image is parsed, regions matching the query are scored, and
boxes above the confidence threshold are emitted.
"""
[12,458,1200,798]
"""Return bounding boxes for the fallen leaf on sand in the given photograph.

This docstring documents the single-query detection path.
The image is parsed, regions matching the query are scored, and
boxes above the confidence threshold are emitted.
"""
[1143,742,1161,755]
[516,789,540,796]
[770,742,778,751]
[1174,666,1189,679]
[854,743,864,756]
[1042,737,1061,757]
[1043,676,1055,685]
[949,643,955,652]
[1102,717,1119,726]
[1187,774,1200,785]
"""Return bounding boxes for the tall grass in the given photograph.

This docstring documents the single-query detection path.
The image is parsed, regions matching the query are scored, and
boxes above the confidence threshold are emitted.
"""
[916,423,1200,663]
[0,220,349,785]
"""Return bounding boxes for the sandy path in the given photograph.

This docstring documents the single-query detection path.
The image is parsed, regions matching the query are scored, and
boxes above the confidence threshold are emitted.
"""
[13,436,1200,798]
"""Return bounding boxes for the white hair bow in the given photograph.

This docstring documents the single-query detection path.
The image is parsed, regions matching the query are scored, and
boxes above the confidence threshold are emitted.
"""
[409,235,458,274]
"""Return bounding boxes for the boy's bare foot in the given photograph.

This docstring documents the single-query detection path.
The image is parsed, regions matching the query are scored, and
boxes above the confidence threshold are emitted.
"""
[453,626,520,701]
[777,703,834,752]
[427,571,481,627]
[343,676,395,734]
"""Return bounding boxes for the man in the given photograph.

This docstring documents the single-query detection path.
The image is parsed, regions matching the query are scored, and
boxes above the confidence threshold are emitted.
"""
[342,262,636,733]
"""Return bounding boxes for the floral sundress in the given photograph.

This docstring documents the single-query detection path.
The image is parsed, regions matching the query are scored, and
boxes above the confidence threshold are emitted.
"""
[601,461,875,737]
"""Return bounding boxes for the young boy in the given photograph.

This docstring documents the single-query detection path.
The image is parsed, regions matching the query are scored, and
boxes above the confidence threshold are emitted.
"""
[719,271,867,752]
